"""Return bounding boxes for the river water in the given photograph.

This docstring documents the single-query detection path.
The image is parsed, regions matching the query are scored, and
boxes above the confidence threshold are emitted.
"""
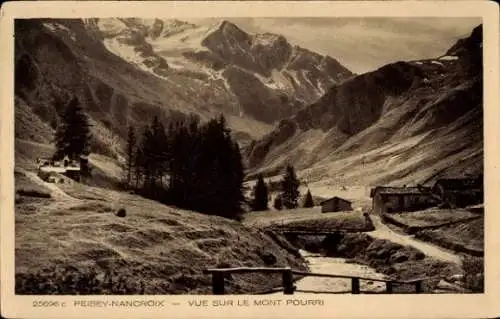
[292,250,388,294]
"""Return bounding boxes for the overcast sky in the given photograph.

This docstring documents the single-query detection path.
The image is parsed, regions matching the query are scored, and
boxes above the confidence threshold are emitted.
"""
[191,17,481,74]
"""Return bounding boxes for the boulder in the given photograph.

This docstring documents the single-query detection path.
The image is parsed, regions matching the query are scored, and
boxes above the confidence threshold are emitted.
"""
[389,252,409,263]
[258,251,277,266]
[447,274,465,282]
[116,208,126,218]
[436,280,470,293]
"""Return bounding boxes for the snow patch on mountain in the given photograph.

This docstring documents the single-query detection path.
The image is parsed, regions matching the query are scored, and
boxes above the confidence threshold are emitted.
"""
[431,60,445,66]
[252,33,283,47]
[251,72,279,90]
[301,71,317,90]
[439,55,459,61]
[42,22,77,41]
[286,70,303,87]
[103,38,143,66]
[96,18,127,38]
[150,23,215,56]
[270,70,294,91]
[102,38,170,80]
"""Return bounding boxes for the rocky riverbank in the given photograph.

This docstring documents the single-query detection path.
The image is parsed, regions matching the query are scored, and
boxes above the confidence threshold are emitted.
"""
[284,233,478,293]
[294,250,388,294]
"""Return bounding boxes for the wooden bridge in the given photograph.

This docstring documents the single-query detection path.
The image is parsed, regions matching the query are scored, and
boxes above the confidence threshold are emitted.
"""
[204,267,429,295]
[266,226,373,236]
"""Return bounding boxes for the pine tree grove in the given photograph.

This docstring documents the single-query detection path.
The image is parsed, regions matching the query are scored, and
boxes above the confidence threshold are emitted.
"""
[53,96,92,160]
[129,114,245,219]
[280,165,300,209]
[125,125,136,188]
[252,174,269,211]
[273,195,283,210]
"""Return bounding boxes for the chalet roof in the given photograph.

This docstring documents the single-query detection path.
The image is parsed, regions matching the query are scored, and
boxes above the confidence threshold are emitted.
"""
[468,204,484,209]
[433,178,482,190]
[370,186,431,197]
[39,166,81,173]
[320,196,351,205]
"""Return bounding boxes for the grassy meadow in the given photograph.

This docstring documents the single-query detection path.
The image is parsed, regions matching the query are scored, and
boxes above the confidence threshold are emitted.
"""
[390,208,480,228]
[15,172,307,294]
[243,207,369,229]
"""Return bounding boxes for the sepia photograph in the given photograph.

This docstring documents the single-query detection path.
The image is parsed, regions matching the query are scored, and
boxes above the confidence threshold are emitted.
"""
[2,1,499,318]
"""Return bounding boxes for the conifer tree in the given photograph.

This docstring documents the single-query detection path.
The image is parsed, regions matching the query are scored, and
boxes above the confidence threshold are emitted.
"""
[139,124,154,194]
[169,122,191,206]
[194,115,245,217]
[273,195,283,210]
[226,139,246,215]
[133,143,143,190]
[303,189,314,208]
[252,174,269,211]
[280,165,300,209]
[125,125,136,188]
[150,116,168,193]
[53,96,91,160]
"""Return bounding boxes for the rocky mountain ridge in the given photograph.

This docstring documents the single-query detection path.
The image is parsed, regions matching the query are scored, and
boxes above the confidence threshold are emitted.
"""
[247,25,483,186]
[15,18,353,160]
[15,19,482,187]
[84,18,353,122]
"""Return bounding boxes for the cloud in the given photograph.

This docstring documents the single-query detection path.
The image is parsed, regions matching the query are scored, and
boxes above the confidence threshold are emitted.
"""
[191,17,481,73]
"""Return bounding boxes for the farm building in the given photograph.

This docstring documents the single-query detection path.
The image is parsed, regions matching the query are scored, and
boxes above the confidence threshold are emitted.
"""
[37,155,83,182]
[432,177,483,208]
[320,197,352,213]
[467,204,484,214]
[370,186,437,215]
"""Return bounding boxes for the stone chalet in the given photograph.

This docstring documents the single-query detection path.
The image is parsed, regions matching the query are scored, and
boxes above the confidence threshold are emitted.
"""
[37,155,86,182]
[370,186,437,215]
[432,177,483,208]
[320,196,353,213]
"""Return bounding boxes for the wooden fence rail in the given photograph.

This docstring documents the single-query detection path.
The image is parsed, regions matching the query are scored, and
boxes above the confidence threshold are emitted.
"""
[267,226,368,234]
[204,267,429,295]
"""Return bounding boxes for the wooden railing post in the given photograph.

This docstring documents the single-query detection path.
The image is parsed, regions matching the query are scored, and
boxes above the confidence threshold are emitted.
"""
[351,278,360,294]
[282,268,294,295]
[415,280,423,294]
[385,281,393,294]
[212,272,225,295]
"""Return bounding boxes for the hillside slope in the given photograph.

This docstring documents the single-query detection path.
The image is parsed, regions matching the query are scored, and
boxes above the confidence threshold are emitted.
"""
[86,18,353,123]
[15,171,307,294]
[247,25,483,187]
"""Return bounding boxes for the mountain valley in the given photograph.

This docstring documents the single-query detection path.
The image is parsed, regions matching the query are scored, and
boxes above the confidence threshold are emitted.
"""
[247,25,483,188]
[15,18,353,161]
[11,17,486,297]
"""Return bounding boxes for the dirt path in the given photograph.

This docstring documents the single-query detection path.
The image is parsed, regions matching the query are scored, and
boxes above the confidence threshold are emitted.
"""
[22,170,79,202]
[370,215,462,265]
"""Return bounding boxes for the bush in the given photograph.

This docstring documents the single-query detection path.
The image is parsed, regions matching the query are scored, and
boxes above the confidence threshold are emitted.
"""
[16,189,51,198]
[256,250,277,266]
[462,256,484,292]
[16,266,146,295]
[37,171,51,182]
[116,208,126,218]
[273,196,283,210]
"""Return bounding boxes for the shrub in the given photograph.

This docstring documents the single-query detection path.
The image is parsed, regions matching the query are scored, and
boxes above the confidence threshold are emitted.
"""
[16,266,146,295]
[302,190,314,208]
[462,256,484,292]
[256,250,277,266]
[273,196,283,210]
[116,208,126,218]
[37,171,51,182]
[16,189,51,198]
